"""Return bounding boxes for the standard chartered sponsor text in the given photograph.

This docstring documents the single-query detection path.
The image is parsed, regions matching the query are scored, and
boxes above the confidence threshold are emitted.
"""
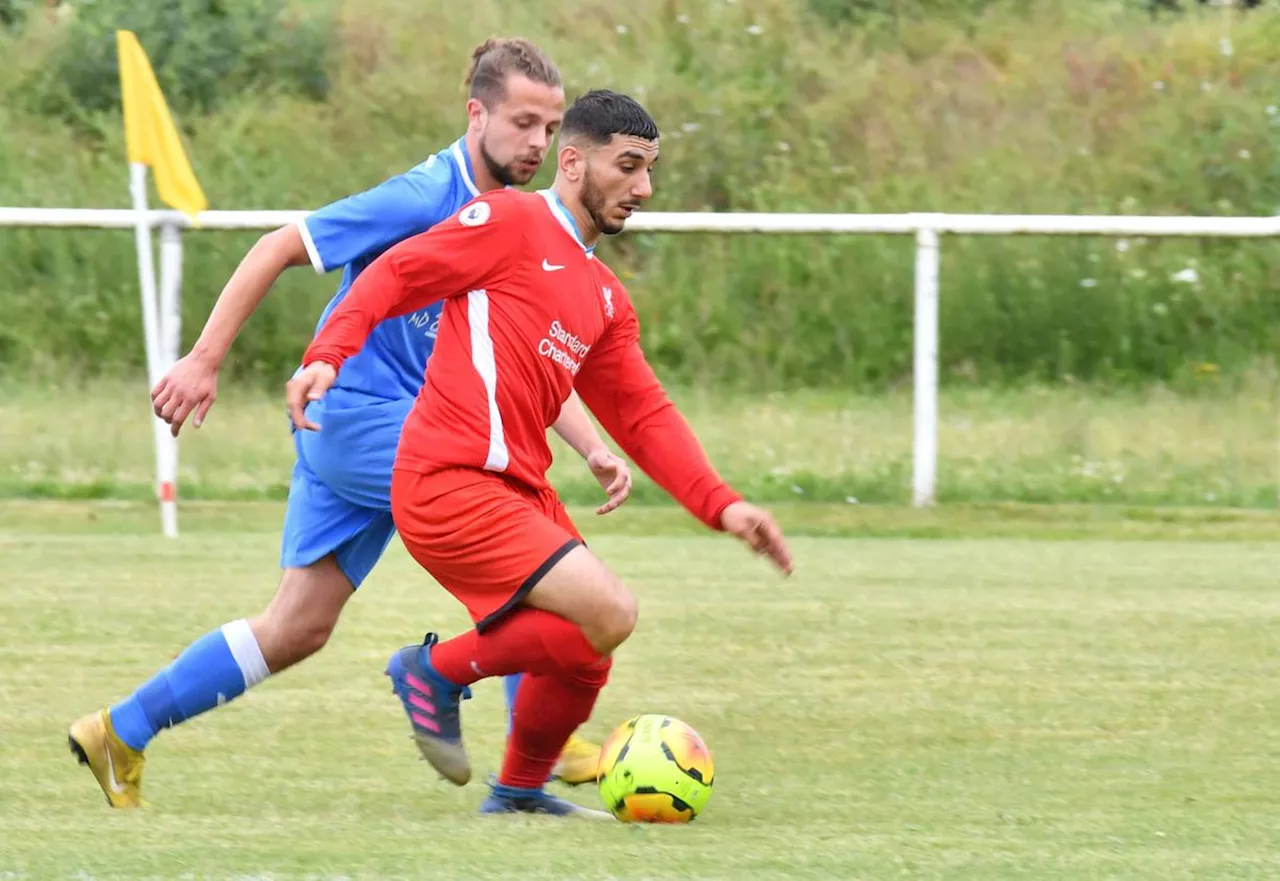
[538,319,590,375]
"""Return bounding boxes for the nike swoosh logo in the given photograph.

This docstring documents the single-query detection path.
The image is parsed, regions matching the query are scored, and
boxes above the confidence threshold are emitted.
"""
[542,259,565,272]
[104,742,127,794]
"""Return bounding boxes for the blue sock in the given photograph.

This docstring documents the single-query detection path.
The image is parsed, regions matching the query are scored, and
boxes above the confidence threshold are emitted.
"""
[502,673,523,731]
[109,620,270,751]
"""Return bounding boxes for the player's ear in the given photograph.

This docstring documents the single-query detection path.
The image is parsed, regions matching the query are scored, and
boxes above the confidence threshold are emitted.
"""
[559,143,586,181]
[465,97,487,132]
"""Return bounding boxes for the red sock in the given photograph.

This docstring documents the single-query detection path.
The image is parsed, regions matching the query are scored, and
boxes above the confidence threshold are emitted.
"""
[429,608,604,687]
[498,661,611,790]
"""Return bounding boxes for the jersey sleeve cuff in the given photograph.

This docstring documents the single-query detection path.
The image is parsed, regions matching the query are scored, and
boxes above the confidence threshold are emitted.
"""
[295,218,327,275]
[702,486,743,531]
[302,347,344,372]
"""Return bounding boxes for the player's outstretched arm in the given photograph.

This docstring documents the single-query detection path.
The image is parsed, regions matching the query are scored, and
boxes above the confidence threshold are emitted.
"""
[152,224,310,437]
[552,391,632,515]
[576,301,792,574]
[154,169,453,438]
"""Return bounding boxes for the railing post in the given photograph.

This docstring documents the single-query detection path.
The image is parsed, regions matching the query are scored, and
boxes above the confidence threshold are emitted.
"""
[912,224,941,507]
[155,221,183,537]
[158,222,183,370]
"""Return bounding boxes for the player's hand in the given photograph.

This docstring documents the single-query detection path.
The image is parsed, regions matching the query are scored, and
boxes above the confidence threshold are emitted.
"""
[285,362,337,432]
[151,351,219,438]
[587,450,632,515]
[720,501,792,575]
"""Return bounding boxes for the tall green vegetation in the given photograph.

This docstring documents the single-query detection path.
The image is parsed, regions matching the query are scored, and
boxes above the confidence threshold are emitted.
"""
[1,0,1277,389]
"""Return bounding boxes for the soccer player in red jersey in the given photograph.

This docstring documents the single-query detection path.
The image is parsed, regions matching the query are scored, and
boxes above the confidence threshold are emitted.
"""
[287,89,792,817]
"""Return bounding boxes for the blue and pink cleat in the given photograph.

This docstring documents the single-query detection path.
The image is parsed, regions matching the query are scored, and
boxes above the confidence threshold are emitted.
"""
[387,633,611,818]
[385,633,472,785]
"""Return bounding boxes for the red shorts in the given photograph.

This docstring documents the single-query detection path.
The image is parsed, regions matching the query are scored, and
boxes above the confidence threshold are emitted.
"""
[390,467,583,631]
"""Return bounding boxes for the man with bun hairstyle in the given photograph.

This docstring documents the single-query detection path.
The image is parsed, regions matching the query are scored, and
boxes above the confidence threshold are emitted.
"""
[69,38,623,809]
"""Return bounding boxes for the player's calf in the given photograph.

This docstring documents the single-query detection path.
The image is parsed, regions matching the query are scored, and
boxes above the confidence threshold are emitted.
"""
[499,660,610,790]
[249,558,352,670]
[74,557,350,793]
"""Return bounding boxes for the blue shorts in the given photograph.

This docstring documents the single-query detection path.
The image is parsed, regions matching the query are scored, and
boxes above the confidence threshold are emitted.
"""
[280,392,414,589]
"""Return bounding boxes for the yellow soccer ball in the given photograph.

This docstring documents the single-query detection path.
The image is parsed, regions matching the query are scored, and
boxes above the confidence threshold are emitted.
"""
[596,714,714,823]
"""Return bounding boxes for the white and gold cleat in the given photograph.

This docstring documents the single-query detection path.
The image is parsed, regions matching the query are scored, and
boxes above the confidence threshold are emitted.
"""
[68,708,146,808]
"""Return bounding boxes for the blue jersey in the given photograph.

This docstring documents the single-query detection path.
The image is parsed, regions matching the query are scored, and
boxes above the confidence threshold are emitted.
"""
[296,137,483,402]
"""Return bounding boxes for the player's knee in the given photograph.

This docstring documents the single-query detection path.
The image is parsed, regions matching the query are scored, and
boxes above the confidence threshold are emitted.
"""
[286,613,337,659]
[595,589,638,653]
[253,560,350,670]
[253,605,336,670]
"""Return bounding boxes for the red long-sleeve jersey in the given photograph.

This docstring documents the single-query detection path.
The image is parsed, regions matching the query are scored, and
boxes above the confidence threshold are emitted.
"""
[303,188,742,530]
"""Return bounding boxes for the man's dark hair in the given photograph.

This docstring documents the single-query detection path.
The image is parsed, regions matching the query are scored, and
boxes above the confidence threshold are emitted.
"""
[464,37,562,108]
[560,89,659,145]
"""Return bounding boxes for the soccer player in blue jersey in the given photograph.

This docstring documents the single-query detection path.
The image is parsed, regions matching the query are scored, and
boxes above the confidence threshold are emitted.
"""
[68,37,628,808]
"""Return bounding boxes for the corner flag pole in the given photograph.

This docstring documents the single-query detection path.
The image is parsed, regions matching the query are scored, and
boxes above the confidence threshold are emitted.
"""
[117,29,208,538]
[127,161,175,536]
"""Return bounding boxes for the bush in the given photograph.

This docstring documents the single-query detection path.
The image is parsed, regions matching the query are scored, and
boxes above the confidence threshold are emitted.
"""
[18,0,332,128]
[807,0,1021,26]
[0,0,38,29]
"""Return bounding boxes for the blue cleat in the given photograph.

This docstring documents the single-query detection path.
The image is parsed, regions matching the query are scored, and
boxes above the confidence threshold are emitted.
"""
[480,779,613,819]
[385,633,472,785]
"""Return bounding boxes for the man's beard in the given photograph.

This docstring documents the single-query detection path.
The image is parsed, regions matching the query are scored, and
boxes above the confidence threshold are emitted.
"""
[480,137,536,187]
[582,171,624,236]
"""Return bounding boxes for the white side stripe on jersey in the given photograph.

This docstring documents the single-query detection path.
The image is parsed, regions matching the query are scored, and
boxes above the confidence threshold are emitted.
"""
[467,290,509,472]
[451,141,480,198]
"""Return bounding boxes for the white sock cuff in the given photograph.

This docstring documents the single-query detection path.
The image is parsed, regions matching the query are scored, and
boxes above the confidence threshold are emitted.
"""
[220,619,271,688]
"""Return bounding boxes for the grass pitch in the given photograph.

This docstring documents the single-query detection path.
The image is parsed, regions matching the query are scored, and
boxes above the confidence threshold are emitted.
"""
[1,501,1278,878]
[2,378,1276,507]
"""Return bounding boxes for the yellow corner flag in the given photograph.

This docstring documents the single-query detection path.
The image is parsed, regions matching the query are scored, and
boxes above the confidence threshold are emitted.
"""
[117,29,208,219]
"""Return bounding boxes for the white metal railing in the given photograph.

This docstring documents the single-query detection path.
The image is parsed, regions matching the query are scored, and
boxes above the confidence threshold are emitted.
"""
[4,206,1279,512]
